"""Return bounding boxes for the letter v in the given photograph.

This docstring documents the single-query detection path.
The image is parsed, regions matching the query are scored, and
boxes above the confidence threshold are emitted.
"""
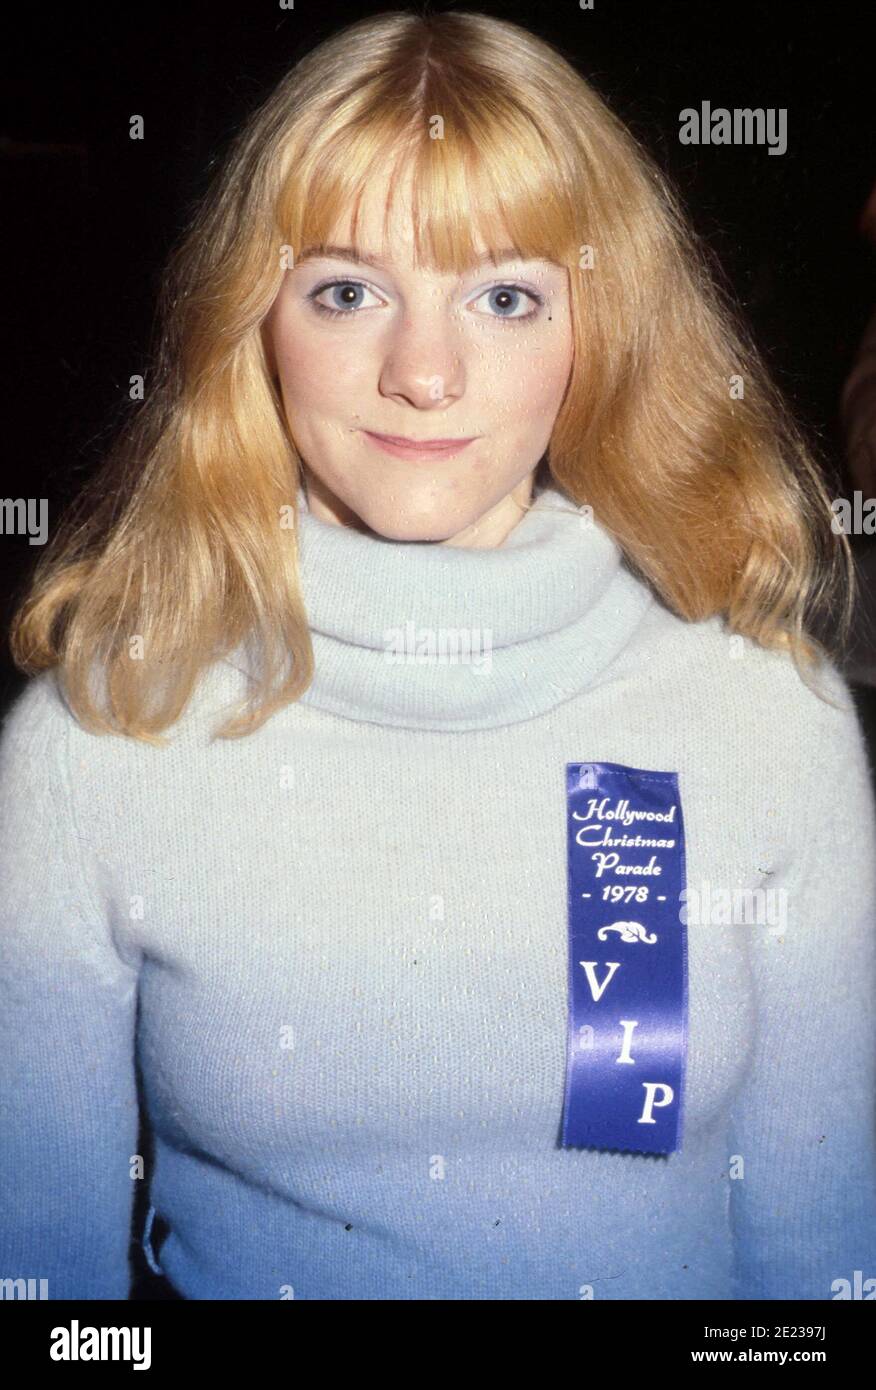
[579,960,621,1001]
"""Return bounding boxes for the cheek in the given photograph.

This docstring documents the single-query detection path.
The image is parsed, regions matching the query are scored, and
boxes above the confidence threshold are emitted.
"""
[480,329,573,424]
[272,316,373,413]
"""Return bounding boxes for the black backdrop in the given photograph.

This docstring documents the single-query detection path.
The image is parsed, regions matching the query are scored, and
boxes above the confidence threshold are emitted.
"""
[3,0,875,1301]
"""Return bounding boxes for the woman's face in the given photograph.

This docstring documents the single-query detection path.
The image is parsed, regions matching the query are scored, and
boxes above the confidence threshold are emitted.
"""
[264,167,574,547]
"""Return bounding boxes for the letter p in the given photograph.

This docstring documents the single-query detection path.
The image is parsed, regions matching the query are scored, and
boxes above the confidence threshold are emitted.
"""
[638,1082,674,1124]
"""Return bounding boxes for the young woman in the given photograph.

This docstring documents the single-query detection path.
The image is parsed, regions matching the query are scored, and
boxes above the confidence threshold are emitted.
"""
[2,10,874,1302]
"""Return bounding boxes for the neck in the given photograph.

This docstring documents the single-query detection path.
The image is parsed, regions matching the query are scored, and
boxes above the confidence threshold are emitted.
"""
[223,479,654,732]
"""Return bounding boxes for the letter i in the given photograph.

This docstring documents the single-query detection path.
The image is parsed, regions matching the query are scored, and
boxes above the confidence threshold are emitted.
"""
[616,1019,638,1064]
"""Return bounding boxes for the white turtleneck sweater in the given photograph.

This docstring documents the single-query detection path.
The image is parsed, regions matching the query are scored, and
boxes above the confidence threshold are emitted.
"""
[1,482,874,1300]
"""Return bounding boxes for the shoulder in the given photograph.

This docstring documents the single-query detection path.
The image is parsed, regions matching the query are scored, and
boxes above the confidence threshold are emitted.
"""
[628,599,862,739]
[615,597,873,814]
[629,603,874,859]
[0,669,74,776]
[0,659,251,807]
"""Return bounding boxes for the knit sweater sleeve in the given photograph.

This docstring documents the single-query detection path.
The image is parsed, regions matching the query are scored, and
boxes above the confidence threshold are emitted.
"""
[0,672,140,1299]
[727,666,876,1300]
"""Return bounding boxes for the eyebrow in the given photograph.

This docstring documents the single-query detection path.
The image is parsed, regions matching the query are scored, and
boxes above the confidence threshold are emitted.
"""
[296,243,553,271]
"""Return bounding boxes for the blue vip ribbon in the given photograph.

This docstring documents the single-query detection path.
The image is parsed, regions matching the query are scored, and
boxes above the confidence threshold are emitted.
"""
[562,762,689,1155]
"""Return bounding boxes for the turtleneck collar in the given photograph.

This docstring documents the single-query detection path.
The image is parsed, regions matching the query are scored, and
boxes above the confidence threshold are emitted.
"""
[223,482,654,732]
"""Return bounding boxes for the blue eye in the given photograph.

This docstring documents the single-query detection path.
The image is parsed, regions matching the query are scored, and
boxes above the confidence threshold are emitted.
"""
[306,278,545,322]
[470,284,544,319]
[308,279,383,318]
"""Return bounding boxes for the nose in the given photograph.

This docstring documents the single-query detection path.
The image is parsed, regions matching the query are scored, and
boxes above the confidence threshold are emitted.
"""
[377,307,464,410]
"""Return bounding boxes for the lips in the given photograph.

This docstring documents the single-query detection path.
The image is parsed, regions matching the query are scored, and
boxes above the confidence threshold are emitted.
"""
[369,431,475,449]
[361,430,477,461]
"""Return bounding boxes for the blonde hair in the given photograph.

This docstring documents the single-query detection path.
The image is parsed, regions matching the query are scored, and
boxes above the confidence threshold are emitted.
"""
[10,8,854,743]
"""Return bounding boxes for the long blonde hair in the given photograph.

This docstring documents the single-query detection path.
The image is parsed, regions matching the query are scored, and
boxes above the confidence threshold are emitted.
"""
[10,8,854,743]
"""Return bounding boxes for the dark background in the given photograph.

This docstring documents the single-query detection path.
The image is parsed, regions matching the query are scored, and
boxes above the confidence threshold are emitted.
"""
[2,0,874,1297]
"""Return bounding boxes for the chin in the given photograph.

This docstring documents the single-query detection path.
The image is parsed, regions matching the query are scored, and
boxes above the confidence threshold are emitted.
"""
[359,511,466,544]
[349,486,483,544]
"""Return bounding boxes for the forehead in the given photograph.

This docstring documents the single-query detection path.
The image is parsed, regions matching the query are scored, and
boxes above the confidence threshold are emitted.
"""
[287,97,577,278]
[292,132,573,280]
[321,164,494,267]
[315,161,565,278]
